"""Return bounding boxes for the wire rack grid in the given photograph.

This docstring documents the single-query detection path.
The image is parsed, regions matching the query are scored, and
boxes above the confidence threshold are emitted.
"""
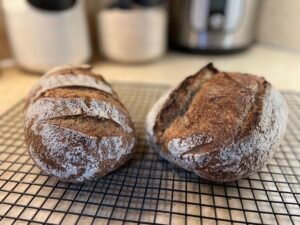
[0,82,299,225]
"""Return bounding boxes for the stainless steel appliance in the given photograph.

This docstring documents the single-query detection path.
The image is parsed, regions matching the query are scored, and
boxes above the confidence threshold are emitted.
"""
[169,0,260,53]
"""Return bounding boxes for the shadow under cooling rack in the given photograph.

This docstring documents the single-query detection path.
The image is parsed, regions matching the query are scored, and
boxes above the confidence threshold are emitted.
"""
[0,82,299,225]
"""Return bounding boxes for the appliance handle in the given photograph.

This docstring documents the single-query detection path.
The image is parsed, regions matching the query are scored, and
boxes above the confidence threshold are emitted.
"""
[224,0,243,31]
[189,0,210,31]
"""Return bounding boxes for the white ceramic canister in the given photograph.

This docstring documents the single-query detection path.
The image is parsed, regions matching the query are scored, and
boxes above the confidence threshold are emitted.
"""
[2,0,91,72]
[97,6,167,63]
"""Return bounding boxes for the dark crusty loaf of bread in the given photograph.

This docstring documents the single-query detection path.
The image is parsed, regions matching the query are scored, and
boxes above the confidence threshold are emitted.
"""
[25,65,136,182]
[146,63,288,182]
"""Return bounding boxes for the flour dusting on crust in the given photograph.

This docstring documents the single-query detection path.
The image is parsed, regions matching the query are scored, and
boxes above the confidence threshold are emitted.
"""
[168,135,213,157]
[25,66,136,182]
[30,74,113,102]
[45,65,92,75]
[146,87,175,139]
[180,87,287,181]
[27,97,133,133]
[147,83,288,182]
[28,123,135,182]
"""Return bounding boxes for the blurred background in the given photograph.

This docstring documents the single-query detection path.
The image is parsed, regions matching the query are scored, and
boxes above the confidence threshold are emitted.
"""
[1,0,300,67]
[0,0,300,112]
[1,2,300,225]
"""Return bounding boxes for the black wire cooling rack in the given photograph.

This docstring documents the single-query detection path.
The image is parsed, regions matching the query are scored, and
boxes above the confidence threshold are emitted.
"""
[0,82,299,225]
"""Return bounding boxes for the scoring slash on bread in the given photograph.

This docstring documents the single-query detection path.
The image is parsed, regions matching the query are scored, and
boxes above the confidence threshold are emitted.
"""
[147,63,288,182]
[24,65,136,182]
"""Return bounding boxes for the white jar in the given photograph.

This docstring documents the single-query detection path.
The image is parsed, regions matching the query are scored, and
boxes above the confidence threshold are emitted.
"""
[97,6,167,63]
[2,0,91,72]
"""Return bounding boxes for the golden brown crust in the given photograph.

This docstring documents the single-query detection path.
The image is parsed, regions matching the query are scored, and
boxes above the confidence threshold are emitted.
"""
[46,66,110,86]
[25,66,136,182]
[148,63,288,182]
[162,72,269,154]
[154,63,219,142]
[24,66,118,110]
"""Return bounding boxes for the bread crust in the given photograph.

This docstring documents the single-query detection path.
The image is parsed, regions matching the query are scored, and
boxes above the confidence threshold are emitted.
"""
[147,63,288,182]
[25,65,136,182]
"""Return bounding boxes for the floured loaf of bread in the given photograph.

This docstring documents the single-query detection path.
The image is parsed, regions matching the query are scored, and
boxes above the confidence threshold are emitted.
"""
[147,63,288,182]
[25,65,136,182]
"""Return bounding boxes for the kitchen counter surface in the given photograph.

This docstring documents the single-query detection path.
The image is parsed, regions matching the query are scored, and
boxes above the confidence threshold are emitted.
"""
[0,43,299,114]
[0,43,300,225]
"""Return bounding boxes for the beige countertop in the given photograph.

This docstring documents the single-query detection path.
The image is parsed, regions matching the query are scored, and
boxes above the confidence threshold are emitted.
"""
[0,43,299,114]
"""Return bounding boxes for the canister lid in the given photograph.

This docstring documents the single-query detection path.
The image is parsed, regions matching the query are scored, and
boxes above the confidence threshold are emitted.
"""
[27,0,76,11]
